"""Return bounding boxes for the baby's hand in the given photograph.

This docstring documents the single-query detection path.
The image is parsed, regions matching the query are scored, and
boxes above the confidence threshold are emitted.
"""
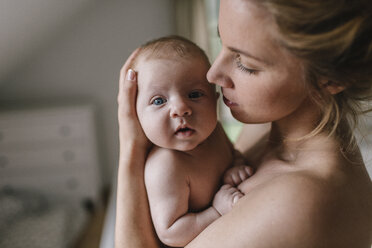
[223,165,254,186]
[212,184,244,216]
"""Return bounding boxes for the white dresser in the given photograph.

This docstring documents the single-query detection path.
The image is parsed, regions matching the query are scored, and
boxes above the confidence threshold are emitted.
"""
[0,105,103,207]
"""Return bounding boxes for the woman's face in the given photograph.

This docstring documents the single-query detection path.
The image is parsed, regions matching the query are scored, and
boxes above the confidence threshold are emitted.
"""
[207,0,310,124]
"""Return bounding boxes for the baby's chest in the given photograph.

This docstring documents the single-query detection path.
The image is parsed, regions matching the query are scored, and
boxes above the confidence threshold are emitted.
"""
[186,156,229,211]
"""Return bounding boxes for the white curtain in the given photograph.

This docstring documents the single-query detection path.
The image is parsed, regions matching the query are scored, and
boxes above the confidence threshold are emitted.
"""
[174,0,243,141]
[174,0,220,60]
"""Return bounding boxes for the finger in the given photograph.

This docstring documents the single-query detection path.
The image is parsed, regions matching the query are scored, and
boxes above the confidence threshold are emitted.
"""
[118,47,141,102]
[231,186,243,194]
[223,174,234,185]
[119,47,141,83]
[238,169,249,182]
[221,184,233,190]
[227,187,238,194]
[232,173,241,185]
[245,166,254,176]
[118,69,138,119]
[232,192,244,204]
[232,190,244,198]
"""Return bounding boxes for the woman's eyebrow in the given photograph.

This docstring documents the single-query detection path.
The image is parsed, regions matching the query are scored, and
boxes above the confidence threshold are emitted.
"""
[228,47,272,66]
[217,26,271,66]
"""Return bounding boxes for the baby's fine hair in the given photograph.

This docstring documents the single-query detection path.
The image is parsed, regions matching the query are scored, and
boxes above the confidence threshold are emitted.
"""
[131,35,211,69]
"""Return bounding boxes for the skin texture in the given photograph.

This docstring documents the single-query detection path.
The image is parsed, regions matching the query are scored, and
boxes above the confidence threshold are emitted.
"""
[135,56,244,247]
[115,0,372,247]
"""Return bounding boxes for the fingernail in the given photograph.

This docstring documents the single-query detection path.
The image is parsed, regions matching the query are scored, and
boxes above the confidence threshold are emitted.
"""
[245,167,252,176]
[233,195,240,204]
[127,69,135,81]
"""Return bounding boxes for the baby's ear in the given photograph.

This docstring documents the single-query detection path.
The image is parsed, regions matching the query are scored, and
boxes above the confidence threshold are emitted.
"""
[319,78,346,95]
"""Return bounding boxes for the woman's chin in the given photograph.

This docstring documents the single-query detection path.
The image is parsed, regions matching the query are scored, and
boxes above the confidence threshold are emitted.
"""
[230,109,261,124]
[231,110,273,124]
[230,109,249,123]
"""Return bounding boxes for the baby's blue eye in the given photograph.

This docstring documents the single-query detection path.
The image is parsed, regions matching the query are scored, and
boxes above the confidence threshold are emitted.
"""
[189,91,203,99]
[152,97,166,105]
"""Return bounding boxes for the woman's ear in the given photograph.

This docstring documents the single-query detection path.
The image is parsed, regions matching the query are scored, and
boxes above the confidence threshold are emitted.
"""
[319,79,346,95]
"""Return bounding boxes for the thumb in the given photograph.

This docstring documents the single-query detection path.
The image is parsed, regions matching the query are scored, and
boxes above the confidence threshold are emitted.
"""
[117,47,141,118]
[232,192,244,205]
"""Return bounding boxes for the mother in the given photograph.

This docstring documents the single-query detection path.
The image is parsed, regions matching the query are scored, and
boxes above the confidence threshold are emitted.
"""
[115,0,372,247]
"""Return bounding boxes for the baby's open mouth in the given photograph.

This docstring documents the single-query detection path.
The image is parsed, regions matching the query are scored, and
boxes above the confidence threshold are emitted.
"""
[175,127,195,137]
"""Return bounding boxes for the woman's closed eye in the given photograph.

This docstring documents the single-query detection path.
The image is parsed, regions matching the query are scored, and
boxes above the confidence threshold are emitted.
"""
[151,97,167,106]
[235,54,259,75]
[188,91,204,99]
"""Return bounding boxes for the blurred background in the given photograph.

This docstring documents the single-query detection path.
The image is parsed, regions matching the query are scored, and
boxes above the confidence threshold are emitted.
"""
[0,1,228,247]
[0,1,370,248]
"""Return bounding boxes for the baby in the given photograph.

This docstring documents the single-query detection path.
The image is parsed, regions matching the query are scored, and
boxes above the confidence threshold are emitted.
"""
[131,36,253,247]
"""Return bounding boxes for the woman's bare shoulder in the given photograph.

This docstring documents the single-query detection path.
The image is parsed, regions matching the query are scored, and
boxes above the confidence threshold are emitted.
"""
[187,170,372,248]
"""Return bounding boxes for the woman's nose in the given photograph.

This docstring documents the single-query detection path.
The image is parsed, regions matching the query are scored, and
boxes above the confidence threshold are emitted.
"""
[170,99,192,118]
[207,51,234,88]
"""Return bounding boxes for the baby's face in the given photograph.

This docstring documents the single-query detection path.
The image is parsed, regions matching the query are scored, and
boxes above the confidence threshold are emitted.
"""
[135,57,218,151]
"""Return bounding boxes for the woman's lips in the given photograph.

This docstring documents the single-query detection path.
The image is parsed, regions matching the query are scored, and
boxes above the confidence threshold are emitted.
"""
[223,95,238,107]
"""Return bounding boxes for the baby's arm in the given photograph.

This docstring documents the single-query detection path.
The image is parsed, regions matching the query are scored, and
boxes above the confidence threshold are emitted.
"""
[210,151,253,217]
[145,149,221,247]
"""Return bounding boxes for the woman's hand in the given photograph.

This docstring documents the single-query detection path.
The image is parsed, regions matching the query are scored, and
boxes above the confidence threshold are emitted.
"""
[116,49,159,248]
[117,48,150,157]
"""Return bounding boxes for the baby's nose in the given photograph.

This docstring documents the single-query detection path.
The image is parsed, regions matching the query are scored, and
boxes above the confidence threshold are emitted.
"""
[170,101,192,118]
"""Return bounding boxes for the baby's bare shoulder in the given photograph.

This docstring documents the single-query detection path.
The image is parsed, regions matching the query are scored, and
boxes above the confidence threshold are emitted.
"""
[146,146,176,164]
[145,147,189,181]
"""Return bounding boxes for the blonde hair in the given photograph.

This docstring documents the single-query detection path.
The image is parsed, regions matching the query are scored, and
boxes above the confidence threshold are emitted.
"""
[257,0,372,147]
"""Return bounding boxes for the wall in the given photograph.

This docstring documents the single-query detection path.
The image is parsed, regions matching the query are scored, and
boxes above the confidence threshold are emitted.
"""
[0,0,176,187]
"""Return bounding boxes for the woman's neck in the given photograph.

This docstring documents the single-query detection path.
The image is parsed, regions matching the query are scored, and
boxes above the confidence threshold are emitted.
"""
[270,97,320,140]
[255,97,364,173]
[268,97,332,162]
